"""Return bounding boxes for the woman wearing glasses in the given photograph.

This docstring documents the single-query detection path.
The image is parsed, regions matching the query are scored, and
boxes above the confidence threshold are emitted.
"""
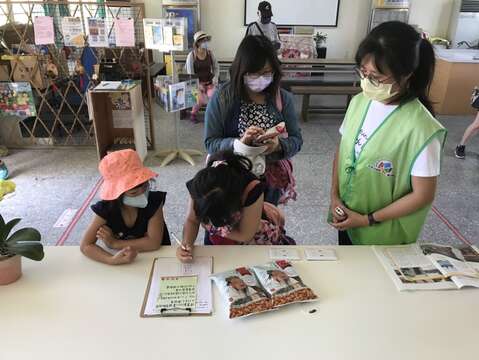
[329,21,447,245]
[204,35,302,206]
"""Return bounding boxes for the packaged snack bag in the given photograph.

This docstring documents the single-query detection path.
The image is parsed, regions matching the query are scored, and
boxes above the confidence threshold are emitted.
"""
[252,260,318,307]
[211,266,274,319]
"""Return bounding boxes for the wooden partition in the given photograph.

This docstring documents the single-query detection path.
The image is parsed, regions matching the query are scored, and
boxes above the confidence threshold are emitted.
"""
[430,59,479,116]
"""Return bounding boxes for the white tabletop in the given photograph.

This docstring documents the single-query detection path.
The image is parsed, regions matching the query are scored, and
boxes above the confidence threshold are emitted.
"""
[1,246,477,360]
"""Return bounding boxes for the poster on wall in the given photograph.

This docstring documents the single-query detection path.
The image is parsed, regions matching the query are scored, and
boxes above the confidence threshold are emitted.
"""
[164,8,197,49]
[34,16,54,45]
[0,82,36,119]
[61,17,85,47]
[143,18,187,52]
[114,18,135,47]
[87,18,109,47]
[279,34,315,60]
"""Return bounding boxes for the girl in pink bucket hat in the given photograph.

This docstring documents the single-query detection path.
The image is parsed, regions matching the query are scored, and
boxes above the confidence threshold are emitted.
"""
[81,149,170,265]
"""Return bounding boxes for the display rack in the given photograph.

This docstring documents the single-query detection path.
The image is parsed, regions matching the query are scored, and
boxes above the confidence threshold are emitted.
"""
[155,48,202,167]
[89,81,147,161]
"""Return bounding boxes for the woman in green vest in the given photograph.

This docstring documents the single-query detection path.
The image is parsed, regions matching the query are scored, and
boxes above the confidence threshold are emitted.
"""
[329,21,447,245]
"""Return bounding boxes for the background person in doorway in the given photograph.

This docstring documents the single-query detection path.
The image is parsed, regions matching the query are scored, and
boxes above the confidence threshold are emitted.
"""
[245,1,281,50]
[80,150,171,265]
[204,35,303,206]
[329,21,447,246]
[185,31,219,123]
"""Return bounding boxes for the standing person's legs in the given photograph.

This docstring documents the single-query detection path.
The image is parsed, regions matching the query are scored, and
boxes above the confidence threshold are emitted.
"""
[455,111,479,159]
[205,83,216,100]
[191,83,208,123]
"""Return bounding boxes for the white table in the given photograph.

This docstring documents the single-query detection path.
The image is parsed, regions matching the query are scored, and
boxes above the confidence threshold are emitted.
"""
[1,246,477,360]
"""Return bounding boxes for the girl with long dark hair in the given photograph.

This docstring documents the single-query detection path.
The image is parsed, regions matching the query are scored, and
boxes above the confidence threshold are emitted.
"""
[204,35,302,206]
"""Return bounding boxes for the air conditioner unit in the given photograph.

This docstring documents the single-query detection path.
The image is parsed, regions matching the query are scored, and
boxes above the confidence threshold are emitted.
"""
[448,0,479,48]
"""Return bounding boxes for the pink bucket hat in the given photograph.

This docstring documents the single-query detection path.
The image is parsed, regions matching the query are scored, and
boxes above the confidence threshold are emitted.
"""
[99,149,157,200]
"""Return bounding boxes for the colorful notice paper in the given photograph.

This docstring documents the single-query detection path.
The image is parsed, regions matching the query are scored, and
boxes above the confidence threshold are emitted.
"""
[34,16,54,45]
[143,19,163,50]
[87,18,108,47]
[156,276,197,310]
[114,18,135,47]
[61,17,85,47]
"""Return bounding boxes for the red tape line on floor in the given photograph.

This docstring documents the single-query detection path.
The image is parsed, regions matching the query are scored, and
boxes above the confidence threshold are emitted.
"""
[55,177,103,246]
[431,205,472,246]
[55,178,471,247]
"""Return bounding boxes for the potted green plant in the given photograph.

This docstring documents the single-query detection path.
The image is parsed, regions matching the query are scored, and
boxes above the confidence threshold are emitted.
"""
[313,31,328,59]
[0,214,43,285]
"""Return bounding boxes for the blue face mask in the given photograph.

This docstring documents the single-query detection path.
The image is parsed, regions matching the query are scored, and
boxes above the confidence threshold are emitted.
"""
[123,189,149,208]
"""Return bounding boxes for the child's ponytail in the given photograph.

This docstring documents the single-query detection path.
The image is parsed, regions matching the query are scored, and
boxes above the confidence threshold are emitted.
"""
[188,151,255,227]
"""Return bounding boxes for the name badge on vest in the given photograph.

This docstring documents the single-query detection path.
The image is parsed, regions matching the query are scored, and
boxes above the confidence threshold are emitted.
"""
[368,160,395,177]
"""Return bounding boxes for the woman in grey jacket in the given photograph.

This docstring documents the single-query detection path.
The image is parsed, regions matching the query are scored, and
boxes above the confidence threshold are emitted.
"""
[204,35,303,206]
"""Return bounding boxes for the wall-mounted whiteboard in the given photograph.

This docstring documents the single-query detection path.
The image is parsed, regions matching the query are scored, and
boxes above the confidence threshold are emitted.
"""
[244,0,340,27]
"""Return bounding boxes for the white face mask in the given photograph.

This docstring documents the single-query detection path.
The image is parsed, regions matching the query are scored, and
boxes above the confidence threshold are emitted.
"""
[360,78,399,103]
[123,189,149,208]
[199,41,209,49]
[244,74,273,93]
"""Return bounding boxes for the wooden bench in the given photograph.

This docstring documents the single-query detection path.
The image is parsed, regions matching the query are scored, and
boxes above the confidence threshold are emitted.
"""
[291,85,362,122]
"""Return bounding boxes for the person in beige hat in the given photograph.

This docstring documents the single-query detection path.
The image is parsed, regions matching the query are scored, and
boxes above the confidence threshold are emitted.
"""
[80,149,171,265]
[185,30,219,123]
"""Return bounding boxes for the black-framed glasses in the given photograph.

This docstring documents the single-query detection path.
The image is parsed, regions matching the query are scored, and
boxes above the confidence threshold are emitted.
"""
[354,67,392,88]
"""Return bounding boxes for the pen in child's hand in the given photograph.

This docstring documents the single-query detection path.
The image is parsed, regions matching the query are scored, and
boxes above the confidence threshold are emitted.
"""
[172,233,188,251]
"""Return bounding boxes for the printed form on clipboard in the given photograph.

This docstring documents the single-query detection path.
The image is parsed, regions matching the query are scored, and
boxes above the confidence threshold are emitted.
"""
[141,257,213,317]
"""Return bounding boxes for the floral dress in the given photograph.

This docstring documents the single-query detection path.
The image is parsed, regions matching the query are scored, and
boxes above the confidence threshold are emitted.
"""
[202,180,295,245]
[238,102,297,205]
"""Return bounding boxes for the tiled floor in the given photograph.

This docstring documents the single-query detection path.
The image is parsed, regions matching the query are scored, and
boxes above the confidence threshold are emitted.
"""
[0,107,477,247]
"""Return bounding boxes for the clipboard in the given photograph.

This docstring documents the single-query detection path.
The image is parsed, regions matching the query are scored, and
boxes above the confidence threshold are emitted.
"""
[140,257,213,317]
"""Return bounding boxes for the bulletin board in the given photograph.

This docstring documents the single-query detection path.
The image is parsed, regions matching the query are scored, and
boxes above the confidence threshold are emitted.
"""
[244,0,340,27]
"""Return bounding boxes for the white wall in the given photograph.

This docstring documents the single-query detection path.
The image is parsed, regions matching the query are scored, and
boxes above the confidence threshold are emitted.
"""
[409,0,455,38]
[200,0,372,59]
[142,0,455,59]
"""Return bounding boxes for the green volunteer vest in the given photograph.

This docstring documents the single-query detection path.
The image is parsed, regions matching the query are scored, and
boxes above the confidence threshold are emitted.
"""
[337,93,447,245]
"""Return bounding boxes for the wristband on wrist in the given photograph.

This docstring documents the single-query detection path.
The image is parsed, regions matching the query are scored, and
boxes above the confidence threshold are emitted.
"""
[368,212,380,226]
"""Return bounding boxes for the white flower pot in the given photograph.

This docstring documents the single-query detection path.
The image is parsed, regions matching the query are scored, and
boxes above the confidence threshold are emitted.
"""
[0,255,22,285]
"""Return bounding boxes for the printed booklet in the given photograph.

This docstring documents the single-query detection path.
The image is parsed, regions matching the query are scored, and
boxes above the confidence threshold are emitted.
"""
[374,243,479,291]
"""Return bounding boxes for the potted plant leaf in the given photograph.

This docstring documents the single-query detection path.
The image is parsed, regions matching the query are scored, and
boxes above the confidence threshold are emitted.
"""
[0,214,44,285]
[313,31,328,59]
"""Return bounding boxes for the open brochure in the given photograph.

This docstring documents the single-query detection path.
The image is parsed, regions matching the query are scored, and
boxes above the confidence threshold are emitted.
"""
[374,243,479,291]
